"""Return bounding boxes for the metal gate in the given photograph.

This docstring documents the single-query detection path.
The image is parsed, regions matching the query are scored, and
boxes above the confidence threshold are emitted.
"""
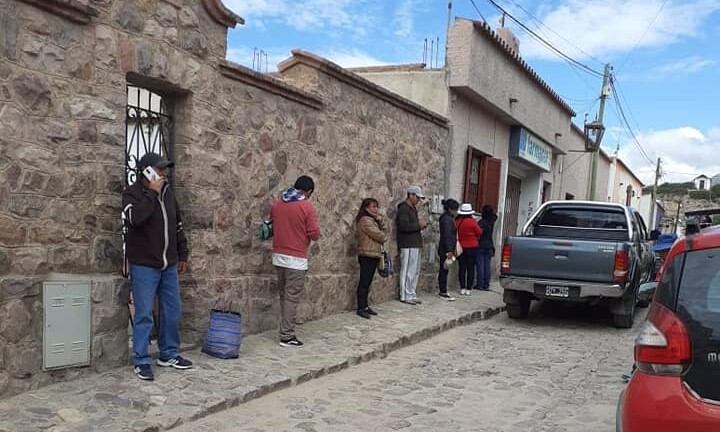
[125,86,173,186]
[503,176,522,240]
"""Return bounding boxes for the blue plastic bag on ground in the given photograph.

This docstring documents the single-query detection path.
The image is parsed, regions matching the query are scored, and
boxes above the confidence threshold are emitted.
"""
[202,310,242,359]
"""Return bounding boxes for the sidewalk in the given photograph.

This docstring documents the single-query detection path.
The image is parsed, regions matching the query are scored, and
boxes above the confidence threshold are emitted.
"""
[0,286,504,432]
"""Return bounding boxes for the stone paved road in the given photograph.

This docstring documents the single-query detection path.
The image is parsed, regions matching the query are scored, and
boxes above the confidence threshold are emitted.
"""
[175,301,646,432]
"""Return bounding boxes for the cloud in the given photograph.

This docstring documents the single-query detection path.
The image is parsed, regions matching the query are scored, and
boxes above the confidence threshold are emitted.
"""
[223,0,373,34]
[653,56,717,75]
[320,49,390,68]
[393,0,415,38]
[516,0,720,60]
[615,126,720,184]
[226,47,389,70]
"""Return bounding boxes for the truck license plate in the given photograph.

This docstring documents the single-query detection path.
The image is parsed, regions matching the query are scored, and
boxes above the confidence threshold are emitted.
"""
[545,285,570,298]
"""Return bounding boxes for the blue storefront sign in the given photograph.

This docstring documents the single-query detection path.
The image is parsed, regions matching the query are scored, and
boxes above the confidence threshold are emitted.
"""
[510,127,552,172]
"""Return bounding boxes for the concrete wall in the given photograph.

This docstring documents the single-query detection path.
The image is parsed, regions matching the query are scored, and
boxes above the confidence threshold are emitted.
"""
[0,0,448,398]
[597,152,612,201]
[447,18,573,154]
[359,70,448,117]
[555,128,592,200]
[609,159,644,207]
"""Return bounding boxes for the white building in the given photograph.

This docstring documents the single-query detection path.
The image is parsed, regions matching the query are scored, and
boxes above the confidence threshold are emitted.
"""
[356,18,577,245]
[695,175,711,191]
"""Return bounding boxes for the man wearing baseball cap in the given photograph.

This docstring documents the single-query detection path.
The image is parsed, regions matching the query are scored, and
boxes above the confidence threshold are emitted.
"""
[121,152,191,381]
[395,185,427,305]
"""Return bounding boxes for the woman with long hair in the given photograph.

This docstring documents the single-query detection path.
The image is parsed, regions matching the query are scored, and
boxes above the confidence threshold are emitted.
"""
[437,199,460,301]
[456,203,483,296]
[355,198,387,319]
[475,205,498,290]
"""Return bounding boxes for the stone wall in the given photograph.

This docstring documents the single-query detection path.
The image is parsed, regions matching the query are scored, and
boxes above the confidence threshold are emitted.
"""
[0,0,448,398]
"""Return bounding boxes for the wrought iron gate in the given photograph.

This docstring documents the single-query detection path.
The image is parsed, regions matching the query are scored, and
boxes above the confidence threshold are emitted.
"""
[125,86,173,186]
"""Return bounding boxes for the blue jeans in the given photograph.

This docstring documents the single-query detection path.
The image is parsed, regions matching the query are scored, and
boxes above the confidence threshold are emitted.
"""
[475,249,492,289]
[130,263,181,366]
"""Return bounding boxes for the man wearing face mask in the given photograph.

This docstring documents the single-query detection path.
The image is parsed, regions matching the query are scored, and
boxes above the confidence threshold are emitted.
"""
[122,152,191,381]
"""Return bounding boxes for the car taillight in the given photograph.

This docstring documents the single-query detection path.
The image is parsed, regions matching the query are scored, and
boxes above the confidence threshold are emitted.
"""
[634,303,691,376]
[501,244,512,274]
[613,250,629,282]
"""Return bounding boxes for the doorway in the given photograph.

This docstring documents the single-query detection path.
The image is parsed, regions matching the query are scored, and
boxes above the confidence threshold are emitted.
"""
[503,176,522,240]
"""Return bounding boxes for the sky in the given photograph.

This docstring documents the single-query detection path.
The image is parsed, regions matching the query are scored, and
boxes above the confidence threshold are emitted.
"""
[222,0,720,185]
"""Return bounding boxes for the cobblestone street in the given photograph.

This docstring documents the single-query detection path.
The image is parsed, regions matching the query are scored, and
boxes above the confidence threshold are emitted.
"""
[176,301,644,432]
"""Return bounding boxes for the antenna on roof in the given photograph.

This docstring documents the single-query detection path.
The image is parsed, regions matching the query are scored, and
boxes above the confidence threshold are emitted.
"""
[436,36,440,67]
[423,38,428,66]
[430,38,435,68]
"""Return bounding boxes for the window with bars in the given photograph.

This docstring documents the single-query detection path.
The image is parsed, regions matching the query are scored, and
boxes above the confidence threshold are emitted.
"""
[125,86,174,186]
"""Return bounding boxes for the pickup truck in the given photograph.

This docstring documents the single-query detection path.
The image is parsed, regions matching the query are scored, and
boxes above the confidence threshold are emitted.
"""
[499,201,655,328]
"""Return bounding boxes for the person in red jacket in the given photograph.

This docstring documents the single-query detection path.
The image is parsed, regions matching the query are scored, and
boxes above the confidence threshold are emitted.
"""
[270,176,321,347]
[456,203,483,296]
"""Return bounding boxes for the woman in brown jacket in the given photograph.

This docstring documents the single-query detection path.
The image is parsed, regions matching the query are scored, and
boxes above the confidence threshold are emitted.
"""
[355,198,388,319]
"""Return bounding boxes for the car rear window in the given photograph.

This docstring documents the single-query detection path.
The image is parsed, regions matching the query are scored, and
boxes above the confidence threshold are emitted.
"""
[677,248,720,314]
[537,208,628,229]
[654,253,684,309]
[675,247,720,402]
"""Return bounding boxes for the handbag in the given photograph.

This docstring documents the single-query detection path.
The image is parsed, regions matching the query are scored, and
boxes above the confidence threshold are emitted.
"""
[378,247,394,278]
[202,309,243,359]
[455,219,464,257]
[455,240,463,257]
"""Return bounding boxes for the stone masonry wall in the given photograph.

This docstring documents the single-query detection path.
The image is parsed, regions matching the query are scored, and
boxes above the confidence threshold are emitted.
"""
[0,0,448,398]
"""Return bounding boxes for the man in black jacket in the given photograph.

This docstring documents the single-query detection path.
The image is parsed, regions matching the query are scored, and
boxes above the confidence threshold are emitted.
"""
[122,153,192,381]
[396,186,427,305]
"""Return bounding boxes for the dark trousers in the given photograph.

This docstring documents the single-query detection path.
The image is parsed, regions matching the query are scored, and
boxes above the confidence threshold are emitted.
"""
[459,247,478,289]
[476,249,492,289]
[438,256,449,294]
[357,256,379,311]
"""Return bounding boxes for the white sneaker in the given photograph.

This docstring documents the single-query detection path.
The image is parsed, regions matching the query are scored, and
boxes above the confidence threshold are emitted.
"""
[460,289,467,296]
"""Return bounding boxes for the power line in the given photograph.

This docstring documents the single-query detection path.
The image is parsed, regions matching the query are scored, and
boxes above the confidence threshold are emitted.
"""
[609,79,654,166]
[482,0,604,78]
[617,0,669,71]
[469,0,487,22]
[612,76,643,136]
[501,0,605,66]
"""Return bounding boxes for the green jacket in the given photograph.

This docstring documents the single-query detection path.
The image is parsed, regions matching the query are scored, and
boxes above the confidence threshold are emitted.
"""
[396,201,423,249]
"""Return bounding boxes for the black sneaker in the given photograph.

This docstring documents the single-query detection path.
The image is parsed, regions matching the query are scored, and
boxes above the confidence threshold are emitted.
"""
[357,309,371,319]
[413,299,423,305]
[134,364,155,381]
[439,293,456,301]
[157,355,193,370]
[366,307,378,316]
[400,299,417,305]
[279,337,304,348]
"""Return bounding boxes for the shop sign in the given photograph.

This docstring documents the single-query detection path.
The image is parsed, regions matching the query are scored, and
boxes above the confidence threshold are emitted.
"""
[510,127,552,171]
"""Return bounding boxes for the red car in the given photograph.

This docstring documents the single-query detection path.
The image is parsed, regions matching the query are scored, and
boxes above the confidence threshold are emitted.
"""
[617,226,720,431]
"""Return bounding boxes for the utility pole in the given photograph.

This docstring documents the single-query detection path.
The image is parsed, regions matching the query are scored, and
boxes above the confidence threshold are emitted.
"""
[673,201,682,234]
[589,64,612,201]
[649,157,662,230]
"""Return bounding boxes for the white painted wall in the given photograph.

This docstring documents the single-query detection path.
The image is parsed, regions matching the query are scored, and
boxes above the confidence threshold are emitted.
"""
[695,176,711,191]
[358,70,448,117]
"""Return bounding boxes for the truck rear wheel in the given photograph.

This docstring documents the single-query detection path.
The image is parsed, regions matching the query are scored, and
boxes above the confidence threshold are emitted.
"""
[612,312,634,329]
[506,301,530,319]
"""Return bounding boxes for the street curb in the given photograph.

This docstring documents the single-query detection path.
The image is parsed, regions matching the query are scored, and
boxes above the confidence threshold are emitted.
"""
[165,303,505,431]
